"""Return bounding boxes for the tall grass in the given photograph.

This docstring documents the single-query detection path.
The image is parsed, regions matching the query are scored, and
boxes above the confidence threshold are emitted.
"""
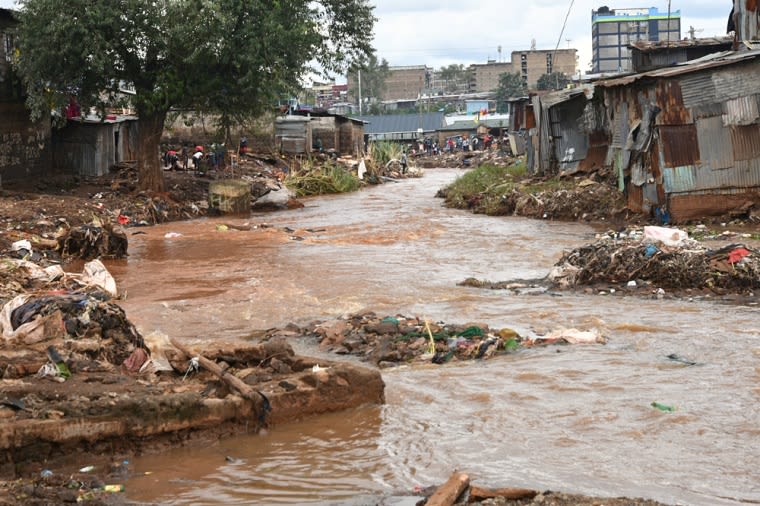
[284,164,361,196]
[442,163,528,214]
[369,141,403,166]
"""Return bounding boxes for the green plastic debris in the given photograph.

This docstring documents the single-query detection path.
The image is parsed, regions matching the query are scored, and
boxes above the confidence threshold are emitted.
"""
[651,401,676,412]
[458,326,484,339]
[503,338,519,351]
[380,317,399,325]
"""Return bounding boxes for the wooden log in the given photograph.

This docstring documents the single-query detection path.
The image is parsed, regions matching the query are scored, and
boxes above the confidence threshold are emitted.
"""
[218,223,252,231]
[468,485,537,502]
[169,338,267,417]
[426,472,470,506]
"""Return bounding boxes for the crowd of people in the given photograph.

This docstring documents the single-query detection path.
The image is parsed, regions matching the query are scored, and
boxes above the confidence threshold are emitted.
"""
[407,133,506,157]
[162,138,248,174]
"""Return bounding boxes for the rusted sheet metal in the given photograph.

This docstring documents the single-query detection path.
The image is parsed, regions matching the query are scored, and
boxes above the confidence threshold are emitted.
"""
[525,104,536,130]
[731,124,760,161]
[662,165,698,193]
[736,0,760,41]
[696,116,733,170]
[578,145,607,172]
[627,183,644,212]
[596,50,759,88]
[659,124,700,166]
[655,80,691,125]
[723,95,760,126]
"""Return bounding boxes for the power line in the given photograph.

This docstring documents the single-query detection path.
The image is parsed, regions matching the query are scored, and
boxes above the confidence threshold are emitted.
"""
[552,0,576,84]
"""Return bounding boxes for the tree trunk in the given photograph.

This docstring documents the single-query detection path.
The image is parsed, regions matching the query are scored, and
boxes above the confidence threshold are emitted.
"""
[137,110,168,193]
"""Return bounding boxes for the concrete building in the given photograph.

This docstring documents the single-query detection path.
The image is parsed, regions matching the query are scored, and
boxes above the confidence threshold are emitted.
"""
[347,65,431,103]
[592,6,681,74]
[511,49,577,89]
[468,50,577,93]
[383,65,431,101]
[468,61,513,93]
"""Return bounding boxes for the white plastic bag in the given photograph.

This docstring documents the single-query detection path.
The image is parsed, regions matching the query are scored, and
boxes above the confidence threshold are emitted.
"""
[643,226,688,247]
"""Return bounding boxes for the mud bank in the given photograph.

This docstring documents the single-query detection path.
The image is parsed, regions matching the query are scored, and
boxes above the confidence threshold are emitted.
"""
[0,337,384,479]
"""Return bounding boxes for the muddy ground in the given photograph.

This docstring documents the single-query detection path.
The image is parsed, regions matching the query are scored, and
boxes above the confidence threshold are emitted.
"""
[0,153,737,506]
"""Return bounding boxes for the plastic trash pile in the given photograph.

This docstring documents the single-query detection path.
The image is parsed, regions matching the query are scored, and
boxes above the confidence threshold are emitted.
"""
[548,226,760,293]
[296,312,606,367]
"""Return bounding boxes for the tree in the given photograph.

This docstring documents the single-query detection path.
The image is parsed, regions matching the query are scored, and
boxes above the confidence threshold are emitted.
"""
[537,72,571,91]
[438,64,470,93]
[15,0,375,192]
[347,52,389,108]
[494,72,526,102]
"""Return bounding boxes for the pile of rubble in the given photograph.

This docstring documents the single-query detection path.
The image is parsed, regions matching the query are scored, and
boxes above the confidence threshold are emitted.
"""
[548,226,760,294]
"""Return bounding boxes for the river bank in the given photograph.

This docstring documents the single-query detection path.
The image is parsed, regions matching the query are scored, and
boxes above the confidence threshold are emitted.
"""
[1,167,760,506]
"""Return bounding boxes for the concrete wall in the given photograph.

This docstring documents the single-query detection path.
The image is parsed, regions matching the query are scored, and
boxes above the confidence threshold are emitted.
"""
[0,102,52,183]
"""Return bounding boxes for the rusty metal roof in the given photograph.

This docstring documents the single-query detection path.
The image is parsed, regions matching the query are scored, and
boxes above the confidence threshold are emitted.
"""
[629,37,733,53]
[596,49,760,88]
[539,86,594,108]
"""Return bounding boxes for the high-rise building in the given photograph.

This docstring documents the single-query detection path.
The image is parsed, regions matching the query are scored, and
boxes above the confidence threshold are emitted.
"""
[591,6,681,73]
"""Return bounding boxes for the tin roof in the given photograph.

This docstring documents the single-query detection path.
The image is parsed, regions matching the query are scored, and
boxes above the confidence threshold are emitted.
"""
[539,86,594,108]
[351,112,445,135]
[596,49,760,88]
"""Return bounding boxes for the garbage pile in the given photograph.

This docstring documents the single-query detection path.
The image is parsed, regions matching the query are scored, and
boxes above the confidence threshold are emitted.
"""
[0,258,144,379]
[548,226,760,294]
[57,223,128,260]
[293,312,606,367]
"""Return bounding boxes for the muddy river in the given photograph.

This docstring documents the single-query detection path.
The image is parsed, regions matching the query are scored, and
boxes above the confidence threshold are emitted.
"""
[109,169,759,505]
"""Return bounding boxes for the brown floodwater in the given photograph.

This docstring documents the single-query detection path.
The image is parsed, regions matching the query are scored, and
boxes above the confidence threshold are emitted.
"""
[108,169,760,505]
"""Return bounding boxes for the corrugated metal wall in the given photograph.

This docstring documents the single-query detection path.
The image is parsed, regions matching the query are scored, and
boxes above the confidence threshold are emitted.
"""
[275,117,312,154]
[696,116,734,170]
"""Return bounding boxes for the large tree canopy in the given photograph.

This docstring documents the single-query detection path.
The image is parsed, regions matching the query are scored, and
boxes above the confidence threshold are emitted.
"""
[15,0,375,191]
[536,72,570,91]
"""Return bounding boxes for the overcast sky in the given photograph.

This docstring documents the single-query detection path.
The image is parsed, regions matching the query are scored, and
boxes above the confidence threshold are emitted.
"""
[1,0,731,75]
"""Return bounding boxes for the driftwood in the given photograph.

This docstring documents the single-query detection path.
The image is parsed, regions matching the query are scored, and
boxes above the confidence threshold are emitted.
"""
[468,485,537,502]
[427,472,470,506]
[169,337,269,421]
[218,223,252,231]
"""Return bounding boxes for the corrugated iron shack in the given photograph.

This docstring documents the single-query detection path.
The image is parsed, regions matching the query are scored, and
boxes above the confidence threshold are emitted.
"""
[291,111,366,157]
[597,49,760,220]
[528,86,599,176]
[52,114,137,177]
[505,97,532,156]
[629,37,734,73]
[275,116,312,155]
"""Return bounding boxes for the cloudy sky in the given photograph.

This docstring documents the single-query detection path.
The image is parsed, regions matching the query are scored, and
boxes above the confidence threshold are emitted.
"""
[371,0,731,73]
[1,0,731,74]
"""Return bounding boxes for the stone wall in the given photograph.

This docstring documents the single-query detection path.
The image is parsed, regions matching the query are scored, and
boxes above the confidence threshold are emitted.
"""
[0,102,52,183]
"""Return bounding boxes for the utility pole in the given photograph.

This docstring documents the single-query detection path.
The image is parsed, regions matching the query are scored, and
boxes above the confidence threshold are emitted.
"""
[358,69,362,115]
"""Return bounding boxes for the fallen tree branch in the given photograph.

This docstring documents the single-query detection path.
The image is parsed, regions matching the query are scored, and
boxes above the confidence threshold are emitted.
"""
[427,472,470,506]
[169,337,270,425]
